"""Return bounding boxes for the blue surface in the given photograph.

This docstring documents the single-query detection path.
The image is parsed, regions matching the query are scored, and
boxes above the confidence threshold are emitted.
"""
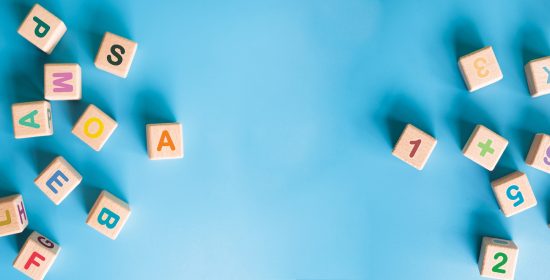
[1,0,550,279]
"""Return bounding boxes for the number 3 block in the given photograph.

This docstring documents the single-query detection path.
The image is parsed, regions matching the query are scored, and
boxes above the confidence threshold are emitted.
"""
[462,125,508,171]
[13,231,61,280]
[86,190,131,240]
[525,57,550,98]
[526,133,550,174]
[491,171,537,217]
[391,124,437,170]
[0,195,28,237]
[458,46,503,92]
[478,237,518,280]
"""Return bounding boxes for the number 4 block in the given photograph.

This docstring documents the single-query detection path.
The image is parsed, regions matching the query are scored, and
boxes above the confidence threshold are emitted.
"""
[462,125,508,171]
[478,237,518,280]
[13,231,61,280]
[526,133,550,174]
[86,190,131,240]
[525,57,550,98]
[491,171,537,218]
[458,46,503,92]
[392,124,437,170]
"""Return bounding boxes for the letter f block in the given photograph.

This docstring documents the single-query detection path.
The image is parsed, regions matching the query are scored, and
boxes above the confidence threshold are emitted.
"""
[13,231,61,280]
[0,195,28,237]
[86,190,131,240]
[17,4,66,54]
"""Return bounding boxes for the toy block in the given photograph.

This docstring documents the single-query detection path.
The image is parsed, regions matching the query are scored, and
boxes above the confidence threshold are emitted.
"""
[525,57,550,98]
[478,237,518,280]
[72,105,118,151]
[526,133,550,174]
[0,195,28,237]
[491,171,537,217]
[146,123,184,160]
[34,157,82,205]
[13,231,60,280]
[458,46,503,92]
[17,4,66,54]
[12,101,53,139]
[462,125,508,171]
[44,64,82,100]
[94,32,138,78]
[86,190,131,240]
[391,124,437,170]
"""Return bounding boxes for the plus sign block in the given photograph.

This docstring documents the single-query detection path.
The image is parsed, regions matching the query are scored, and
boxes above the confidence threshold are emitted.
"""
[391,124,437,170]
[491,171,537,217]
[526,133,550,174]
[462,125,508,171]
[34,156,82,205]
[72,105,118,151]
[44,63,82,100]
[525,57,550,98]
[12,101,53,139]
[478,237,518,280]
[0,195,28,237]
[146,123,184,160]
[95,32,138,78]
[17,4,66,54]
[13,231,61,280]
[458,46,503,92]
[86,190,131,240]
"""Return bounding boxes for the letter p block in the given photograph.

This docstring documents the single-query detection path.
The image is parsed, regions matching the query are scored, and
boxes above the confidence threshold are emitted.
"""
[13,231,61,280]
[17,4,67,54]
[34,156,82,205]
[86,190,131,240]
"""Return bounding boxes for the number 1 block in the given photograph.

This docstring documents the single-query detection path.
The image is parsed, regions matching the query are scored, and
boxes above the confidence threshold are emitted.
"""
[0,195,28,237]
[17,4,66,54]
[12,101,53,139]
[391,124,437,170]
[491,171,537,218]
[458,46,503,92]
[526,133,550,174]
[13,231,60,280]
[478,237,518,280]
[146,123,184,160]
[462,125,508,171]
[525,57,550,98]
[86,190,131,240]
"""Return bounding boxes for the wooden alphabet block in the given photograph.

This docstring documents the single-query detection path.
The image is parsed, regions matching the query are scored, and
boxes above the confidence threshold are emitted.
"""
[391,124,437,170]
[13,231,60,280]
[34,156,82,205]
[44,63,82,100]
[526,133,550,174]
[146,123,184,160]
[491,171,537,217]
[478,237,518,280]
[525,57,550,98]
[462,125,508,171]
[0,195,28,237]
[94,32,138,78]
[12,101,53,139]
[17,4,66,54]
[458,46,503,92]
[86,190,131,240]
[72,105,118,151]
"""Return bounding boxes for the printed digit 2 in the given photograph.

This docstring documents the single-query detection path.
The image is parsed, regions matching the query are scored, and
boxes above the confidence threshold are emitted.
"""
[409,139,421,158]
[474,57,489,78]
[506,185,524,207]
[492,252,508,274]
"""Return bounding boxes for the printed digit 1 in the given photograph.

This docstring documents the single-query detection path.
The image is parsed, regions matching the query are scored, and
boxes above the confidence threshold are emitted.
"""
[492,252,508,274]
[474,57,489,78]
[544,146,550,166]
[409,139,421,158]
[506,185,524,207]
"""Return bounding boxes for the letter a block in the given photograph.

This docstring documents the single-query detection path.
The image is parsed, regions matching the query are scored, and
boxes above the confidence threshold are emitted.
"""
[72,105,118,151]
[86,190,131,240]
[146,123,184,160]
[12,101,53,139]
[0,195,28,237]
[17,4,66,54]
[13,231,61,280]
[95,32,138,78]
[525,57,550,98]
[526,133,550,174]
[478,237,518,280]
[34,156,82,205]
[391,124,437,170]
[491,171,537,218]
[462,125,508,171]
[44,64,82,100]
[458,46,503,92]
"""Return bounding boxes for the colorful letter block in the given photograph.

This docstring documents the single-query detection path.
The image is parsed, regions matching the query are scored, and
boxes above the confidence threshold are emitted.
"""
[526,133,550,174]
[391,124,437,170]
[72,105,118,151]
[44,63,82,100]
[34,156,82,205]
[0,195,28,237]
[462,125,508,171]
[86,190,131,240]
[94,32,138,78]
[17,4,66,54]
[525,57,550,98]
[146,123,184,160]
[478,237,518,280]
[13,231,61,280]
[12,101,53,139]
[491,171,537,218]
[458,46,503,92]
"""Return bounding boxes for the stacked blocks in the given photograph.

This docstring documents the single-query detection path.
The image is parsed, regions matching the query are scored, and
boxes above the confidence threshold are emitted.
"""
[0,195,28,237]
[13,231,61,280]
[44,63,82,100]
[72,105,118,151]
[458,46,503,92]
[34,156,82,205]
[525,133,550,174]
[86,190,131,240]
[478,237,518,280]
[17,4,66,54]
[462,125,508,171]
[392,124,437,170]
[525,57,550,98]
[146,123,184,160]
[95,32,138,78]
[491,172,537,217]
[12,101,53,139]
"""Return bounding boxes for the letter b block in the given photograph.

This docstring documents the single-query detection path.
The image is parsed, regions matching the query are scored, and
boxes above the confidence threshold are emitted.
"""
[86,190,131,240]
[13,231,61,280]
[34,156,82,205]
[147,123,184,160]
[72,105,118,151]
[95,32,138,78]
[44,63,82,100]
[12,101,53,139]
[478,237,518,280]
[0,195,28,237]
[17,4,66,54]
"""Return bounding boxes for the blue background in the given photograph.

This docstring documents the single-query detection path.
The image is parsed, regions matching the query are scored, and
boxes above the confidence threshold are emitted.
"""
[1,0,550,279]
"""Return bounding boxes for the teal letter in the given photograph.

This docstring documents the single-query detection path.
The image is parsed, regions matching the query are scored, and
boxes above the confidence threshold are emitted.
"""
[32,16,50,38]
[98,208,120,229]
[19,110,40,128]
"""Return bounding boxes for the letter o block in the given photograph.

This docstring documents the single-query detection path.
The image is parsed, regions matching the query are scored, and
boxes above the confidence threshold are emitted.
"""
[44,63,82,100]
[12,101,53,139]
[94,32,138,78]
[34,156,82,205]
[72,105,118,151]
[146,123,184,160]
[13,231,61,280]
[0,195,28,237]
[17,4,66,54]
[86,190,131,240]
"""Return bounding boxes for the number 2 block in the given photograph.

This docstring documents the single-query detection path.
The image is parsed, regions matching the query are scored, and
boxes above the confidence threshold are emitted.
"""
[13,231,60,280]
[146,123,184,160]
[391,124,437,170]
[12,101,53,139]
[478,237,518,280]
[0,195,28,237]
[462,125,508,171]
[491,171,537,218]
[17,4,66,54]
[94,32,138,78]
[86,190,131,240]
[525,57,550,98]
[72,105,118,151]
[44,63,82,100]
[458,46,503,92]
[526,133,550,174]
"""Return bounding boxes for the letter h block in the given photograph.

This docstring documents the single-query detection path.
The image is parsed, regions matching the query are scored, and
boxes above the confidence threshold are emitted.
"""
[13,231,61,280]
[86,190,131,240]
[146,123,184,160]
[34,157,82,205]
[12,101,53,139]
[95,32,138,78]
[17,4,66,54]
[72,105,118,151]
[0,195,28,237]
[44,63,82,100]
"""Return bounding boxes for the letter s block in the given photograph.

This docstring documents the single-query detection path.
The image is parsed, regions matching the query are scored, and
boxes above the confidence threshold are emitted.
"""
[86,190,131,240]
[13,231,61,280]
[146,123,184,160]
[72,104,118,151]
[0,195,28,237]
[94,32,138,78]
[44,63,82,100]
[34,156,82,205]
[12,101,53,139]
[17,4,66,54]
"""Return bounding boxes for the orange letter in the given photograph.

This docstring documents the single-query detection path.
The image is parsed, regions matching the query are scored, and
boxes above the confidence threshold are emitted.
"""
[157,130,175,151]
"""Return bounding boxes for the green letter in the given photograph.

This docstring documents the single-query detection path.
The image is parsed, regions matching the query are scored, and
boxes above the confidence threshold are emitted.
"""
[19,110,40,129]
[32,16,50,38]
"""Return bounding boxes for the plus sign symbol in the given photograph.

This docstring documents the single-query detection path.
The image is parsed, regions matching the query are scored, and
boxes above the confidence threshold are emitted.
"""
[478,139,495,157]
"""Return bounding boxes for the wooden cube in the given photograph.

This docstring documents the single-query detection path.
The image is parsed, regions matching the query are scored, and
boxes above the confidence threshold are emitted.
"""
[146,123,184,160]
[458,46,503,92]
[13,231,60,280]
[34,156,82,205]
[94,32,138,78]
[12,101,53,139]
[44,63,82,100]
[0,195,28,237]
[526,133,550,174]
[525,57,550,98]
[86,190,131,240]
[72,105,118,151]
[478,237,518,280]
[462,125,508,171]
[491,171,537,218]
[391,124,437,170]
[17,4,66,54]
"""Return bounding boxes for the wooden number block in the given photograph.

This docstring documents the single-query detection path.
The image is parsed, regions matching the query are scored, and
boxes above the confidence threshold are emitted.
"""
[146,123,184,160]
[86,190,131,240]
[44,63,82,100]
[12,101,53,139]
[391,124,437,170]
[17,4,66,54]
[491,171,537,217]
[478,237,518,280]
[0,195,28,237]
[72,105,118,151]
[13,231,60,280]
[34,156,82,205]
[94,32,138,78]
[526,133,550,174]
[462,125,508,171]
[525,57,550,98]
[458,46,503,92]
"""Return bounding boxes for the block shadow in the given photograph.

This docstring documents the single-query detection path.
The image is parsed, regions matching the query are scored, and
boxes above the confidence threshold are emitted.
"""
[78,162,127,214]
[31,147,57,175]
[514,106,550,159]
[446,17,484,89]
[467,209,510,262]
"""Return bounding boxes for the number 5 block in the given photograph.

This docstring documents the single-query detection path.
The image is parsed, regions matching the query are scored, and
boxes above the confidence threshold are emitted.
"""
[391,124,437,170]
[478,237,518,280]
[462,125,508,171]
[458,46,503,92]
[525,57,550,98]
[491,171,537,217]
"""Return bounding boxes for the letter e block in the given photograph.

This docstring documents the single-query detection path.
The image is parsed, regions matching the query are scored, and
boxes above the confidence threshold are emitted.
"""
[86,190,131,240]
[72,105,118,151]
[526,133,550,174]
[12,101,53,139]
[0,195,28,237]
[44,63,82,100]
[147,123,184,160]
[462,125,508,171]
[94,32,138,78]
[491,171,537,218]
[458,46,503,92]
[13,231,60,280]
[17,4,66,54]
[478,237,518,280]
[525,57,550,98]
[391,124,437,170]
[34,156,82,205]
